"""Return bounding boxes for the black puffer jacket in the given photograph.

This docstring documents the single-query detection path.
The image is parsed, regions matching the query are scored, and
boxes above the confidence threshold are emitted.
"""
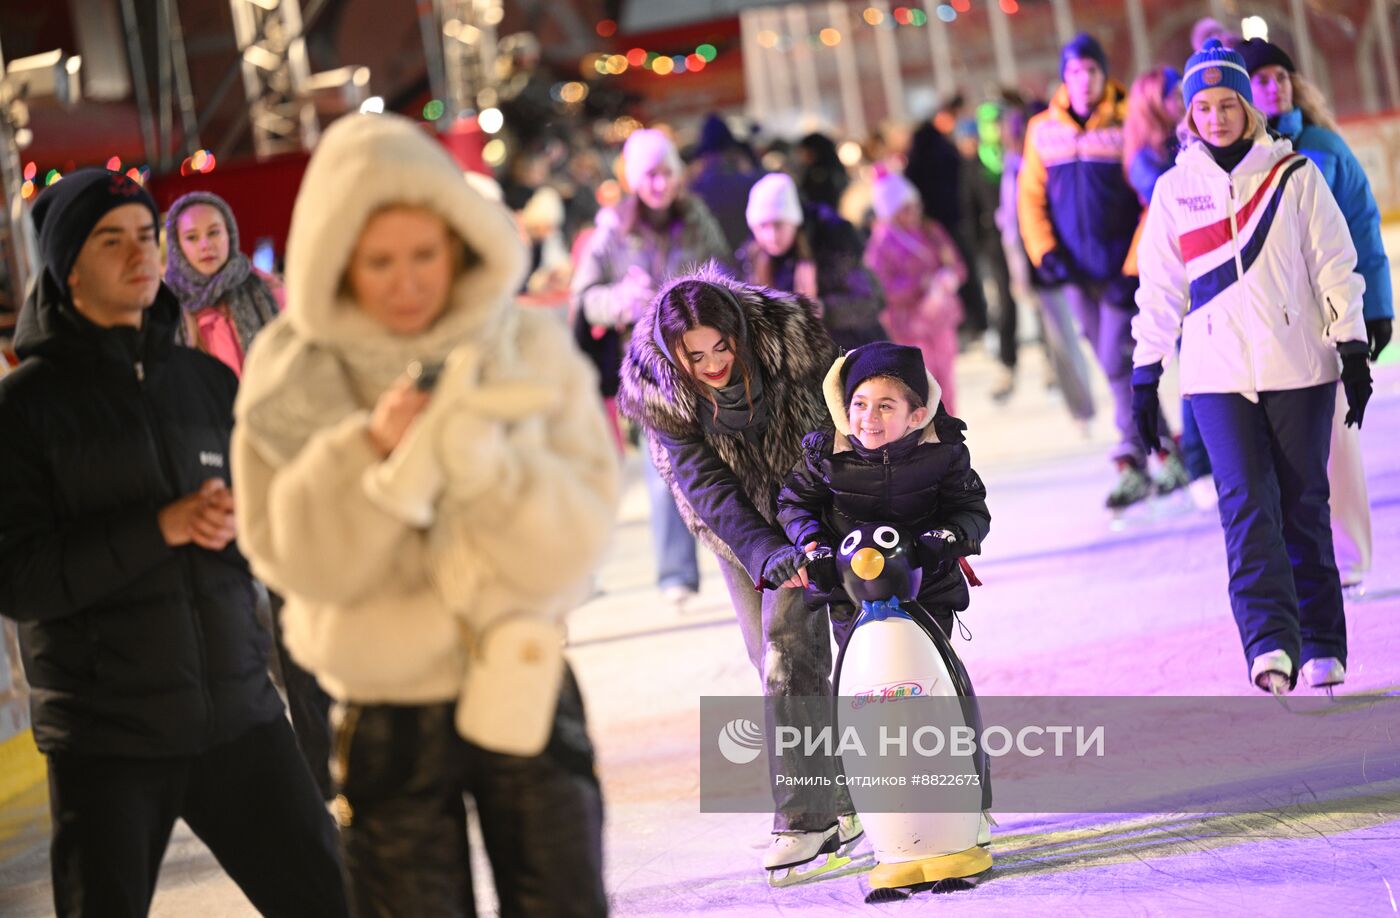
[777,409,990,610]
[0,277,283,757]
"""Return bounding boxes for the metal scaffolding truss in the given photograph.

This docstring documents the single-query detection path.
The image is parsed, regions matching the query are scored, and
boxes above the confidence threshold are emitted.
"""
[0,105,37,319]
[118,0,202,174]
[0,37,44,321]
[230,0,319,157]
[425,0,505,124]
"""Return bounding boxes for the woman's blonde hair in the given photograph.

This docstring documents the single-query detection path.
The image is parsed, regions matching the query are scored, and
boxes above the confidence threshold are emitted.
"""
[1290,72,1340,133]
[1124,67,1180,182]
[1177,94,1268,149]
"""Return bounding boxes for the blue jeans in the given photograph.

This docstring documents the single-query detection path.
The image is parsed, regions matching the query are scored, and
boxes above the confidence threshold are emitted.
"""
[1035,286,1096,423]
[1192,384,1345,678]
[641,442,700,592]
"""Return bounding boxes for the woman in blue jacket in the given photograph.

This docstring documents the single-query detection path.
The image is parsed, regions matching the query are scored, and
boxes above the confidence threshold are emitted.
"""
[1240,38,1392,593]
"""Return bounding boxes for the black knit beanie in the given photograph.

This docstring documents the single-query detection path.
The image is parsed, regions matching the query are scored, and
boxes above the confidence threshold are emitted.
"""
[31,168,160,298]
[1236,38,1297,76]
[841,342,930,407]
[1061,33,1108,77]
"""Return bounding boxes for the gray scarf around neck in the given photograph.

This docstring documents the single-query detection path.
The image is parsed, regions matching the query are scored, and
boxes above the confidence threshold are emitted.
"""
[164,191,279,353]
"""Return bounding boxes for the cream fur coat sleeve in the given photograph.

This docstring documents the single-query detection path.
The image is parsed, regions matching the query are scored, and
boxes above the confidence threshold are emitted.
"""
[233,410,419,606]
[232,314,619,702]
[428,314,621,619]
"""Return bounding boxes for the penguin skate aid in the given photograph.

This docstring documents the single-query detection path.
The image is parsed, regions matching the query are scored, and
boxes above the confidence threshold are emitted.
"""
[828,523,994,890]
[611,270,866,889]
[769,342,994,890]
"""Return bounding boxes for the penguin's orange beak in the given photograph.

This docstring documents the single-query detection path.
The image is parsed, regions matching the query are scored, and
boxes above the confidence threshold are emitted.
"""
[850,547,885,581]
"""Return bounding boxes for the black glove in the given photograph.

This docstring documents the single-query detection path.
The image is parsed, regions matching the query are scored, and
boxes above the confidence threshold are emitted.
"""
[1105,276,1140,312]
[803,545,838,594]
[1034,248,1076,287]
[1367,318,1392,362]
[1131,362,1163,452]
[1340,346,1372,429]
[918,527,965,567]
[760,544,805,590]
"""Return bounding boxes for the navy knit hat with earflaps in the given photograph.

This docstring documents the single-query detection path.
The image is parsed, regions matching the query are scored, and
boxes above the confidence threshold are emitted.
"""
[840,342,930,407]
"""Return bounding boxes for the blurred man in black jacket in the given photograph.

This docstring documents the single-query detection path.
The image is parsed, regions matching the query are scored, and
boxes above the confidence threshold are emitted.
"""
[0,169,346,918]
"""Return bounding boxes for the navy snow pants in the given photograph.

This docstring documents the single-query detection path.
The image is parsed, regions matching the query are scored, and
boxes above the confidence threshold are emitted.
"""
[1191,383,1346,683]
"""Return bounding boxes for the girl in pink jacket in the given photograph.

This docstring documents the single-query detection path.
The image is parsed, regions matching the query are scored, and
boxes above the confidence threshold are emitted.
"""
[165,191,283,377]
[864,173,966,414]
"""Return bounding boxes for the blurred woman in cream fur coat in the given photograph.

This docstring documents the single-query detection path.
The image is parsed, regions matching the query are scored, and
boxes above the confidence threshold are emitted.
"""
[233,113,618,917]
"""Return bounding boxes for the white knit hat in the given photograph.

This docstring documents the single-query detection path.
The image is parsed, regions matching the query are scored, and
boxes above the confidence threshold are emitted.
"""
[622,129,681,192]
[520,186,564,228]
[870,173,921,221]
[745,172,804,228]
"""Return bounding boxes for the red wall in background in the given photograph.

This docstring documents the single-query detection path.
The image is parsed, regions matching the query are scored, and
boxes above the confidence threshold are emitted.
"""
[145,119,487,262]
[148,151,310,261]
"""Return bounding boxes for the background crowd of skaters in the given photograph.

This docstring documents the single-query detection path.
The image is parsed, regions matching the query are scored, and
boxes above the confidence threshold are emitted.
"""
[0,11,1391,917]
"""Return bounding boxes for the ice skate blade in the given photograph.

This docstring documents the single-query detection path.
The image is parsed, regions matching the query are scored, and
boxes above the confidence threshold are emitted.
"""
[767,851,872,888]
[868,845,993,890]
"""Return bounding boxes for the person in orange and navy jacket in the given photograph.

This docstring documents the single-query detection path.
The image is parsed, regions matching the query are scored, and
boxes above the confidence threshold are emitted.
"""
[1019,33,1188,512]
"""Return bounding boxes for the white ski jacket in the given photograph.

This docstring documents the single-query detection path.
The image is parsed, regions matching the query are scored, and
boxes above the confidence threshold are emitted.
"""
[1132,130,1366,399]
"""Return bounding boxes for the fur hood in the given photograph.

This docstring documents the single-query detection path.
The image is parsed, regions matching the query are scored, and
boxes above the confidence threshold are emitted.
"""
[617,265,836,567]
[236,114,530,465]
[282,112,525,351]
[232,114,620,732]
[818,350,954,454]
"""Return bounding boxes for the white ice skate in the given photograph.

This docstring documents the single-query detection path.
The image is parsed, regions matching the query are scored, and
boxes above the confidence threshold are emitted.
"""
[837,812,865,854]
[1301,657,1345,699]
[764,822,867,888]
[1250,650,1293,707]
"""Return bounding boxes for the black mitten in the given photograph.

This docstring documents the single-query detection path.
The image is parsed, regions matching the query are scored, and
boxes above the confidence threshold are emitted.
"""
[1131,362,1163,451]
[918,527,964,567]
[804,545,838,594]
[1034,249,1076,287]
[1339,346,1372,429]
[1367,318,1391,362]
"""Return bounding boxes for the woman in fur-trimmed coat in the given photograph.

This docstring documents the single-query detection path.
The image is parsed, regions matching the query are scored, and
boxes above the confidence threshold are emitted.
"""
[232,113,618,916]
[616,265,860,868]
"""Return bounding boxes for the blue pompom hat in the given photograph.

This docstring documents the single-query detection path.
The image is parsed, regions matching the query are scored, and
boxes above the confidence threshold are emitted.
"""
[1182,39,1253,108]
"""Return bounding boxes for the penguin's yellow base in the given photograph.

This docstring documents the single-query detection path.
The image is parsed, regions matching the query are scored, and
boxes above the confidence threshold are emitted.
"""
[868,846,992,889]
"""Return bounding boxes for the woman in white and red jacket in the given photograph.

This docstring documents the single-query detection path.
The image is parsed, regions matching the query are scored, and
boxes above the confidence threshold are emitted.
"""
[1130,41,1371,697]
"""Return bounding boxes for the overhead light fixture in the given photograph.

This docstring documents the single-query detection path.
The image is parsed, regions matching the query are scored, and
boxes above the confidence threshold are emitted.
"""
[2,50,82,107]
[1240,16,1268,41]
[305,65,372,113]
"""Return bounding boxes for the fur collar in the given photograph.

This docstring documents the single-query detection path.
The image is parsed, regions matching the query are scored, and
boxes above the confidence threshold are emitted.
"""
[819,351,943,454]
[280,113,525,353]
[618,263,834,441]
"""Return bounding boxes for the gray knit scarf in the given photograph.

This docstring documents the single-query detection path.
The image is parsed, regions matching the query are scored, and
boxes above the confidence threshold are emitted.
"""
[164,191,279,353]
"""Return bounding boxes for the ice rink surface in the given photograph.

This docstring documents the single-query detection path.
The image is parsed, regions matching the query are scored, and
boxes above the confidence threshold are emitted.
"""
[3,232,1399,914]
